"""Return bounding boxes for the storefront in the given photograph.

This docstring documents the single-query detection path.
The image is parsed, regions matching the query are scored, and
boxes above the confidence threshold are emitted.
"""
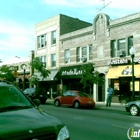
[106,58,140,103]
[58,64,85,92]
[35,69,59,98]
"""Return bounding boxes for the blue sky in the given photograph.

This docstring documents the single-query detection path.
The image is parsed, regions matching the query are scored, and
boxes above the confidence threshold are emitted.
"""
[0,0,140,64]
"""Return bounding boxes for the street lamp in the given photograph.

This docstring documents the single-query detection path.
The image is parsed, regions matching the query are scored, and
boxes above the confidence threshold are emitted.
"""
[129,46,136,100]
[21,64,27,90]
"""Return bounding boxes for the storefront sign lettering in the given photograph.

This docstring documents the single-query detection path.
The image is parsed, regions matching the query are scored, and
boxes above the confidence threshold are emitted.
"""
[108,57,140,65]
[108,58,128,65]
[134,58,140,63]
[62,68,83,76]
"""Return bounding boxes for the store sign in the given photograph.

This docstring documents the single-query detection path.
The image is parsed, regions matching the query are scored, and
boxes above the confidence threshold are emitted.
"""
[108,57,140,65]
[134,58,140,63]
[108,58,128,65]
[62,68,83,76]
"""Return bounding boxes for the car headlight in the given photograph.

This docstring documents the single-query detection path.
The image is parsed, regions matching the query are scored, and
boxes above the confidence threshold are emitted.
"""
[57,126,70,140]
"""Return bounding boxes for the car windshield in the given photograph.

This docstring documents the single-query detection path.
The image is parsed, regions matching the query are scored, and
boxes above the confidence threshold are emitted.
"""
[0,86,33,111]
[78,91,89,97]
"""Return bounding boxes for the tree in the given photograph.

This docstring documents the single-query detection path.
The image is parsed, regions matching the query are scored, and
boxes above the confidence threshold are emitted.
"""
[80,63,105,95]
[29,57,50,85]
[0,65,15,83]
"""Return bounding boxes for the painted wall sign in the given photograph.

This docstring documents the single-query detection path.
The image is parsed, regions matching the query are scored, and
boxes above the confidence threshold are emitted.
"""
[62,68,83,76]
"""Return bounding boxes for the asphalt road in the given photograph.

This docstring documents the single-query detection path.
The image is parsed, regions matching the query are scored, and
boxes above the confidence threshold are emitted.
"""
[40,104,140,140]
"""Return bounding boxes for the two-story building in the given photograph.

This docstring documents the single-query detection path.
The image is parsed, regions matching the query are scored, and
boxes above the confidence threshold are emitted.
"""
[58,12,140,103]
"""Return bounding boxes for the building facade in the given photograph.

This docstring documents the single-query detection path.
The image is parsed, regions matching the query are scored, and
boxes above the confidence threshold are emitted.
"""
[5,12,140,103]
[58,12,140,103]
[34,14,92,97]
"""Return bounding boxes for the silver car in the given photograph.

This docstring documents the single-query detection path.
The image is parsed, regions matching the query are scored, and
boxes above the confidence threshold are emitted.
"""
[125,100,140,116]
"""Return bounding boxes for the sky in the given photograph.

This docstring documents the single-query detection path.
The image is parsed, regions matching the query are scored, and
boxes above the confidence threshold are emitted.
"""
[0,0,140,65]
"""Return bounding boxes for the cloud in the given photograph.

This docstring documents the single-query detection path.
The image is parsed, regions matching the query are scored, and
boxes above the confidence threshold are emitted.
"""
[0,17,34,63]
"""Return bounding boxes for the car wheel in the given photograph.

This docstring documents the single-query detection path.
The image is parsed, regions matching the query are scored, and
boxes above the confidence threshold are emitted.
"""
[54,100,60,107]
[130,105,139,116]
[74,101,80,109]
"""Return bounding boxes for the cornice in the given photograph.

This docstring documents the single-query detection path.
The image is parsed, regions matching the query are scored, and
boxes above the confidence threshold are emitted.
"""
[109,17,140,29]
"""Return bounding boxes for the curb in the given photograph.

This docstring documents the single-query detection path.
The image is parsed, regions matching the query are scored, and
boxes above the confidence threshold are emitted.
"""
[46,99,126,111]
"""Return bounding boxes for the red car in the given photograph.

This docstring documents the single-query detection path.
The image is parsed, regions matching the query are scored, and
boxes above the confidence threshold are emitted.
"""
[54,90,95,109]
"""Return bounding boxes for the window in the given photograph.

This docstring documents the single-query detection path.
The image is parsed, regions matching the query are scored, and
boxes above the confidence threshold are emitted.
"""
[111,37,133,57]
[89,44,93,60]
[51,30,56,45]
[65,49,70,63]
[76,45,93,62]
[118,39,126,50]
[37,34,47,48]
[128,36,133,55]
[39,55,46,67]
[76,47,80,62]
[111,40,117,58]
[51,54,56,67]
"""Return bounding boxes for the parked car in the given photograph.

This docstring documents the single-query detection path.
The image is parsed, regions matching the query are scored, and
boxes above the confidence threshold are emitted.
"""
[23,88,47,104]
[125,100,140,116]
[54,90,95,109]
[0,81,70,140]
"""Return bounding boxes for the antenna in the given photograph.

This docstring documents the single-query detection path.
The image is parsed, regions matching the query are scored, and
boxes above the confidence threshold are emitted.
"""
[95,0,112,15]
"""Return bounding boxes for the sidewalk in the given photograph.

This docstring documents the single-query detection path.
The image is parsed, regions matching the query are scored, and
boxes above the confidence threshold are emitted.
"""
[46,99,126,112]
[95,102,126,111]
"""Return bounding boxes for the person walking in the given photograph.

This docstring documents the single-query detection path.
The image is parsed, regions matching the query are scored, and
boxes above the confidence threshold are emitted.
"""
[106,85,114,107]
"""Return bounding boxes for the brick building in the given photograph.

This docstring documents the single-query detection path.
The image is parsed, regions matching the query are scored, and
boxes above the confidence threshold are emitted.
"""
[58,12,140,103]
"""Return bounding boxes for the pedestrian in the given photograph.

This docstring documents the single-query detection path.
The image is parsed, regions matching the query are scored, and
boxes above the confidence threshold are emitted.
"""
[106,85,114,107]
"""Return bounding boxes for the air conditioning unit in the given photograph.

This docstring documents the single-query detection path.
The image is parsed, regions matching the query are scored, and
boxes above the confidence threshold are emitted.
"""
[117,50,126,57]
[81,57,87,62]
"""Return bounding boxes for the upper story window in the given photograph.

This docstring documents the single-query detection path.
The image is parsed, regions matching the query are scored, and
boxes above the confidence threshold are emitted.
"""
[128,36,133,55]
[39,55,46,67]
[89,44,93,60]
[51,54,56,67]
[65,49,70,63]
[76,44,93,62]
[37,34,47,49]
[51,30,56,45]
[111,36,133,58]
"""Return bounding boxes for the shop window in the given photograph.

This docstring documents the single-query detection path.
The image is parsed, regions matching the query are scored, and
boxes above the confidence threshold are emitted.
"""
[51,30,56,45]
[37,34,47,49]
[65,49,70,63]
[51,54,56,67]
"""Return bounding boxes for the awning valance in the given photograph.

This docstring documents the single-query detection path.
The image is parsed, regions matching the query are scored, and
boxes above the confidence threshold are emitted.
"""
[106,65,140,79]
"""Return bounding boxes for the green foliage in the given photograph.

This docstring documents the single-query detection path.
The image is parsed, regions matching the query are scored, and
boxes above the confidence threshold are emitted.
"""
[0,65,15,82]
[29,75,39,87]
[80,63,105,94]
[29,57,50,84]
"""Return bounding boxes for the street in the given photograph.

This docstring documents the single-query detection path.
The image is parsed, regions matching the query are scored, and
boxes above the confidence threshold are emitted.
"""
[40,104,140,140]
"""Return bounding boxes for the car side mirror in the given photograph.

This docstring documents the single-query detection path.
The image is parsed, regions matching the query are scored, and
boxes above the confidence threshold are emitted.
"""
[33,99,41,107]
